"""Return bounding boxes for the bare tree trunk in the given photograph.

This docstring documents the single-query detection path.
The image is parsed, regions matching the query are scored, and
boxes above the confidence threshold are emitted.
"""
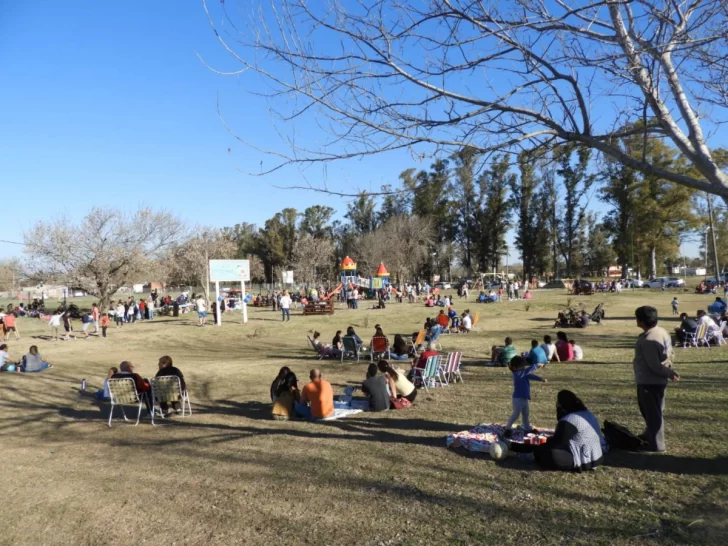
[649,247,657,279]
[708,195,721,280]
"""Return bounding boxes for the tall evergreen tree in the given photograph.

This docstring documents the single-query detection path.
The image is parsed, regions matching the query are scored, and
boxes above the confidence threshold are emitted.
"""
[478,154,514,271]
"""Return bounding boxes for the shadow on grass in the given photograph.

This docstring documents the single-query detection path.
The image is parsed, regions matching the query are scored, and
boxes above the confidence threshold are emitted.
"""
[605,451,728,475]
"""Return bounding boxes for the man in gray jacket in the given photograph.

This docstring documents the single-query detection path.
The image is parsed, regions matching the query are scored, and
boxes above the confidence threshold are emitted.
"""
[634,306,680,452]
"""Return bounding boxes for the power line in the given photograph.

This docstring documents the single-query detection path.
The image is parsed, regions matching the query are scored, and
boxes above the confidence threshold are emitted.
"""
[0,239,25,246]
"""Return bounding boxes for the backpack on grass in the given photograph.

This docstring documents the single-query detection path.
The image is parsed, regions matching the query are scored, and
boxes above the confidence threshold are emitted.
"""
[602,420,647,451]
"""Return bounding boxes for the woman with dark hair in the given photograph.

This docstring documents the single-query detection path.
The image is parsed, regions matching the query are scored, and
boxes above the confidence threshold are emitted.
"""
[270,366,291,402]
[555,331,574,362]
[509,390,607,471]
[346,326,363,350]
[390,334,410,361]
[377,360,416,403]
[271,371,300,420]
[332,330,344,353]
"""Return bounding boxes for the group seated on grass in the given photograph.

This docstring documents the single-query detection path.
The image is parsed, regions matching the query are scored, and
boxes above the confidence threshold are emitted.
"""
[0,344,54,372]
[488,333,584,367]
[277,340,464,420]
[673,308,728,346]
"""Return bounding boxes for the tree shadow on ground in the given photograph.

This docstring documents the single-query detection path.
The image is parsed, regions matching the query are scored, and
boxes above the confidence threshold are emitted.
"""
[605,451,728,475]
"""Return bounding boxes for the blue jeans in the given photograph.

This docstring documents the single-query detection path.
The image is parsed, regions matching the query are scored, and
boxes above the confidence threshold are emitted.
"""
[21,362,50,373]
[295,402,313,420]
[281,308,290,321]
[390,353,409,361]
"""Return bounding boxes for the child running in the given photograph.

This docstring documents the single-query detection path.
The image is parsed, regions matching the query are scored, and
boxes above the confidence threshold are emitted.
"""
[3,311,20,341]
[671,297,679,316]
[504,355,547,436]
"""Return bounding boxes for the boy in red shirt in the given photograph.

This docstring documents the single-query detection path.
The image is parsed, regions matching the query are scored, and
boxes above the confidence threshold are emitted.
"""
[100,315,110,338]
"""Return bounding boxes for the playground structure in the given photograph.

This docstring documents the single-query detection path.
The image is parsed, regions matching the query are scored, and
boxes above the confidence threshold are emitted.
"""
[317,257,392,304]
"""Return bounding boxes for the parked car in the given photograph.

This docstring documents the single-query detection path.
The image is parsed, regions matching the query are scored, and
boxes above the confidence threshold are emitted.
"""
[434,282,452,290]
[543,279,567,289]
[625,278,644,288]
[643,277,685,288]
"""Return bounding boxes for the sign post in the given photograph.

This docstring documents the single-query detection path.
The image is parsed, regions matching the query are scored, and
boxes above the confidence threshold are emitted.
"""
[209,260,251,326]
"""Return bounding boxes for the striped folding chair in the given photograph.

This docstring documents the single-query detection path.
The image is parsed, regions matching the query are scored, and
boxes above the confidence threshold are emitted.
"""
[412,355,444,393]
[409,329,427,356]
[107,378,148,427]
[441,352,463,384]
[150,376,192,425]
[342,335,361,363]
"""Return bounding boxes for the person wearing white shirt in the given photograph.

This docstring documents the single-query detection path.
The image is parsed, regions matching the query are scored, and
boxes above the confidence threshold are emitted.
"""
[195,297,207,326]
[697,310,721,341]
[48,311,64,340]
[460,313,473,333]
[279,290,292,321]
[570,340,584,361]
[541,334,560,362]
[115,303,126,328]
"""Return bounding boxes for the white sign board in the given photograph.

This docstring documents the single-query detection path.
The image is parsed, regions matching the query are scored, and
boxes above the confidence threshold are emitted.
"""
[209,260,250,282]
[282,270,294,284]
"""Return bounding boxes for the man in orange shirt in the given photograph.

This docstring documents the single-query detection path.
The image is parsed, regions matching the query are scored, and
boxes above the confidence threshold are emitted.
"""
[296,368,334,420]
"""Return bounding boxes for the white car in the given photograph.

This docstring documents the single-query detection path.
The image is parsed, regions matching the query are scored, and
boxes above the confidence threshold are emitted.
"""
[626,278,644,288]
[434,282,452,290]
[642,277,684,288]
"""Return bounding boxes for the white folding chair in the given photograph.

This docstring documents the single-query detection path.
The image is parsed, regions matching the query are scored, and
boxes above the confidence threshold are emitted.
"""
[150,376,192,425]
[107,378,148,427]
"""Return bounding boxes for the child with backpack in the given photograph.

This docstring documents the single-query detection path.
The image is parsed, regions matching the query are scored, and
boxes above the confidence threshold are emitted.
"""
[504,355,547,436]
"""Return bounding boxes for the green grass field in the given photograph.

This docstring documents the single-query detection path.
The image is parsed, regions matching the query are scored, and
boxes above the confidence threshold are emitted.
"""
[0,289,726,545]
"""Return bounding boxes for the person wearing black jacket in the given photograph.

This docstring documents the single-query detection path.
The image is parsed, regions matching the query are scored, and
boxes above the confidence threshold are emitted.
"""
[155,355,186,415]
[674,312,698,344]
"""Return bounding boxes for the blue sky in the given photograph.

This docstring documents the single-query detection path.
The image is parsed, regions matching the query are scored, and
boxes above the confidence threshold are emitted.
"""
[0,0,413,260]
[0,1,716,262]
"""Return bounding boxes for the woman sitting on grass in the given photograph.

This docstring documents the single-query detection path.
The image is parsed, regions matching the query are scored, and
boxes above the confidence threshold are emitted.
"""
[378,360,416,403]
[271,371,300,420]
[508,390,608,472]
[20,345,53,372]
[390,334,411,361]
[270,366,291,402]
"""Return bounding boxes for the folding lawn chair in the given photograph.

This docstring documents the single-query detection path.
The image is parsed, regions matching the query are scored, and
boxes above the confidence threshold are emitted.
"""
[307,336,324,359]
[684,323,707,348]
[107,377,149,427]
[409,329,427,356]
[411,355,445,393]
[341,335,361,363]
[370,335,390,361]
[150,376,192,425]
[440,351,463,384]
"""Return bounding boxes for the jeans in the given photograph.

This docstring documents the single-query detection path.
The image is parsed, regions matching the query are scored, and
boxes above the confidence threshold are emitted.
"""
[21,362,50,373]
[505,397,531,430]
[295,402,313,420]
[390,353,409,361]
[281,308,290,321]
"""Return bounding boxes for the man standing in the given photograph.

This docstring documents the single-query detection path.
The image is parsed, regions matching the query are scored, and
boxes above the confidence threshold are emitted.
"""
[296,369,334,420]
[279,290,291,321]
[633,306,680,452]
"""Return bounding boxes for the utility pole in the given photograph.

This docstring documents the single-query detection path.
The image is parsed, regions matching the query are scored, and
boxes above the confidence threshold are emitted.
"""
[707,194,721,282]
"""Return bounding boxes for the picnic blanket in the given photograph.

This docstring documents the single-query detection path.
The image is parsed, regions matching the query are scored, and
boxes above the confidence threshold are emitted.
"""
[321,401,366,421]
[446,423,555,453]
